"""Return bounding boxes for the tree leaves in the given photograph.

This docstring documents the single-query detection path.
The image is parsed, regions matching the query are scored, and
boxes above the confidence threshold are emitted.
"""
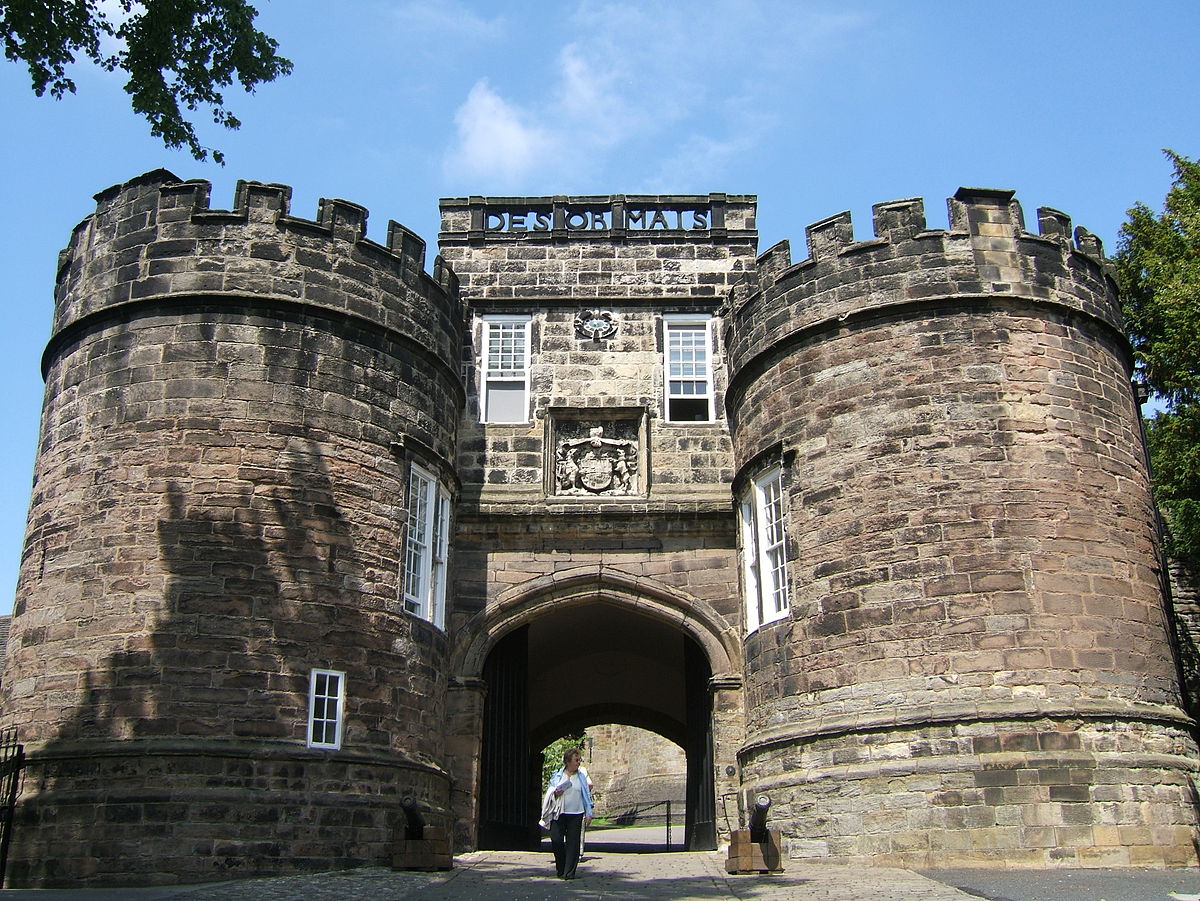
[1146,407,1200,565]
[1,0,291,163]
[1117,150,1200,407]
[1117,150,1200,567]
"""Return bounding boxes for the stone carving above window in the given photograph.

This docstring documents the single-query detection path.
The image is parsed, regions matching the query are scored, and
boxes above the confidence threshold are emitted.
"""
[554,424,640,496]
[575,309,619,341]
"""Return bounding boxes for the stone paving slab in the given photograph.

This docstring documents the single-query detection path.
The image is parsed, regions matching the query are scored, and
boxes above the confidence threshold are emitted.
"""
[0,852,976,901]
[926,866,1200,901]
[2,853,1199,901]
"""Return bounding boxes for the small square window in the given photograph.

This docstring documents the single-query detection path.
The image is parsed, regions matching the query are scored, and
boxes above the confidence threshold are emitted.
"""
[307,669,345,749]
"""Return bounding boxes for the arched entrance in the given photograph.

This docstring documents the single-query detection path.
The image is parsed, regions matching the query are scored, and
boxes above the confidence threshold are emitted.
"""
[448,567,743,853]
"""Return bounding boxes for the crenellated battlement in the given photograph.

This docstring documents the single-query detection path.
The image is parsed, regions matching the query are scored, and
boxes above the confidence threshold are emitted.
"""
[737,188,1108,301]
[725,188,1122,382]
[75,170,455,290]
[52,170,463,376]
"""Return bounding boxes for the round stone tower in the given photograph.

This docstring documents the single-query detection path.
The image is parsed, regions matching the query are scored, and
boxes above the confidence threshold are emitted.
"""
[0,171,464,885]
[724,189,1197,867]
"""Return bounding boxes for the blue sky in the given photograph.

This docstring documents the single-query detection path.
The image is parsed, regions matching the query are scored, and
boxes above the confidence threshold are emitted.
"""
[1,0,1198,615]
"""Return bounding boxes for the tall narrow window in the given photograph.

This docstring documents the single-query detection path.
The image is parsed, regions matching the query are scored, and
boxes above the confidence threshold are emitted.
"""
[481,315,531,423]
[741,468,790,631]
[307,669,345,749]
[664,315,714,422]
[404,463,450,628]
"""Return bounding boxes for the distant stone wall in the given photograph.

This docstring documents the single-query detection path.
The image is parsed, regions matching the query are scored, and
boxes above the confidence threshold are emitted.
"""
[586,724,687,820]
[1168,556,1200,711]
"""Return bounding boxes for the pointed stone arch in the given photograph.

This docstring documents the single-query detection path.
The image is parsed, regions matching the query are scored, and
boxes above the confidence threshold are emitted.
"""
[450,563,742,682]
[445,564,744,852]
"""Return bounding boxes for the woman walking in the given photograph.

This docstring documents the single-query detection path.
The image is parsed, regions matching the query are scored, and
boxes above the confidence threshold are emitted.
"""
[545,747,593,879]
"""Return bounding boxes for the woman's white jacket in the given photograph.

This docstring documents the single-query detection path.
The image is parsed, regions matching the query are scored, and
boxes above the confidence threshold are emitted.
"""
[540,766,594,825]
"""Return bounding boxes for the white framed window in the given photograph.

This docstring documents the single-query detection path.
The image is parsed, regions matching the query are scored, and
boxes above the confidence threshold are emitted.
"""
[307,668,345,749]
[664,315,714,422]
[404,463,450,628]
[481,315,531,423]
[741,467,790,631]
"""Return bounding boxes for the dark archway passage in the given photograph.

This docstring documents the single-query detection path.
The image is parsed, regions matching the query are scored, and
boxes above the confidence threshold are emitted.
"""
[477,602,716,852]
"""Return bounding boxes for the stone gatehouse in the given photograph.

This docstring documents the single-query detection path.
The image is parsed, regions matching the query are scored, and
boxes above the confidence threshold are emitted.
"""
[0,170,1195,886]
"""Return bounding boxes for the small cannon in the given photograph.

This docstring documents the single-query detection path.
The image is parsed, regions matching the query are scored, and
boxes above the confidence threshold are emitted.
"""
[748,794,771,843]
[725,792,783,874]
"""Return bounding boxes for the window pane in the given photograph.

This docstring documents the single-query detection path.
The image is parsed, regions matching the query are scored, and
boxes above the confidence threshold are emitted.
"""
[429,488,449,629]
[767,546,788,614]
[405,471,432,610]
[403,468,449,627]
[665,321,712,421]
[761,477,784,547]
[668,397,711,422]
[486,382,527,422]
[758,473,789,617]
[486,322,527,377]
[743,469,789,631]
[309,670,343,749]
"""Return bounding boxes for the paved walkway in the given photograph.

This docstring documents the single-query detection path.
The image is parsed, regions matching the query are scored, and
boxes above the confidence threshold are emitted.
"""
[3,851,1200,901]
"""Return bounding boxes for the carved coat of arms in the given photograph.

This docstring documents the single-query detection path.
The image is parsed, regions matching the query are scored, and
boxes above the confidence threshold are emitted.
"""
[555,427,639,495]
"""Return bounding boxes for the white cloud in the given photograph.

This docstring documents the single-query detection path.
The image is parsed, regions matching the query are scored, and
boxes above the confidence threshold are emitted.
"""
[391,0,504,42]
[441,0,872,190]
[443,80,556,185]
[646,133,758,192]
[555,45,626,141]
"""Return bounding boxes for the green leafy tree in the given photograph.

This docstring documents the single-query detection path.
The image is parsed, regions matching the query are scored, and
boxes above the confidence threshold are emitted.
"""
[1144,409,1200,565]
[1116,150,1200,566]
[541,732,587,789]
[2,0,291,163]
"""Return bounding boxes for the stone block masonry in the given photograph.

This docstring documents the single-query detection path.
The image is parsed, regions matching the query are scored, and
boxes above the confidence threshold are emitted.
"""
[726,188,1197,867]
[1,171,462,886]
[1,174,1195,885]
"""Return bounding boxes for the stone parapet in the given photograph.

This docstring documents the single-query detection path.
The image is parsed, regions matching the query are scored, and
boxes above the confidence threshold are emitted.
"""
[439,194,757,300]
[52,170,462,385]
[724,189,1120,389]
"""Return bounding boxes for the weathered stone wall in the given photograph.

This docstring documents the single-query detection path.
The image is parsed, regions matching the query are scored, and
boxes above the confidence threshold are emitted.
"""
[724,190,1198,866]
[6,176,1195,880]
[439,194,756,507]
[1168,555,1200,711]
[439,196,753,848]
[0,171,464,886]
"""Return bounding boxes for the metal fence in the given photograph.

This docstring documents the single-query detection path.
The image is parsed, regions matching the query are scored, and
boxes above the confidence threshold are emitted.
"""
[0,728,23,888]
[599,799,681,849]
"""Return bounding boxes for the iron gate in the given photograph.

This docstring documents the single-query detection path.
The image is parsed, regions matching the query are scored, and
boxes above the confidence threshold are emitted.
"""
[0,728,24,888]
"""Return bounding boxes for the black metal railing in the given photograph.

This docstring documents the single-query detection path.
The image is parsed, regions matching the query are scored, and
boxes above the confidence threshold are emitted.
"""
[0,728,25,889]
[595,799,682,849]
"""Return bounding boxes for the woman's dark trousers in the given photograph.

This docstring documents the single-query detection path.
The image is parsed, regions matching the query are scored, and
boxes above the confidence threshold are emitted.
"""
[550,813,584,879]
